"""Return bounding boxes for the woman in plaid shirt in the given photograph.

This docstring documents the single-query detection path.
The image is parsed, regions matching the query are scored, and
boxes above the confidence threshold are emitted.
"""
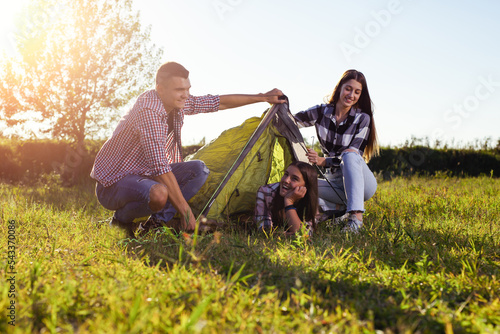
[294,70,379,233]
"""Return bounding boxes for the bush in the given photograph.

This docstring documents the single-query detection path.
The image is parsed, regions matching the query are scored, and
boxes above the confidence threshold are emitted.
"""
[0,140,104,185]
[368,146,500,178]
[0,143,21,182]
[1,139,499,185]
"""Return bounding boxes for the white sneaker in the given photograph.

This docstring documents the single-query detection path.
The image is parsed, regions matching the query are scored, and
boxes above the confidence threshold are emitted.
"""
[316,210,347,224]
[342,215,363,233]
[334,212,350,225]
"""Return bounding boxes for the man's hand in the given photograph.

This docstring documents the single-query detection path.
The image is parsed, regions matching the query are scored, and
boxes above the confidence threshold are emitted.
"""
[219,89,286,110]
[180,208,197,232]
[154,171,196,232]
[261,88,285,104]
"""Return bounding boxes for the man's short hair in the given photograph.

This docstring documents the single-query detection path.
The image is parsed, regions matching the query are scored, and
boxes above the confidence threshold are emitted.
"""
[156,62,189,85]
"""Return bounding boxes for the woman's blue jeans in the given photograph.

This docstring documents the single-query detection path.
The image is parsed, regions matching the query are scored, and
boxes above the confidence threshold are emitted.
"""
[318,151,377,213]
[96,160,209,223]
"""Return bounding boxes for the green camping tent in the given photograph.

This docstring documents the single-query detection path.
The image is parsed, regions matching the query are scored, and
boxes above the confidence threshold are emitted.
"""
[187,102,309,221]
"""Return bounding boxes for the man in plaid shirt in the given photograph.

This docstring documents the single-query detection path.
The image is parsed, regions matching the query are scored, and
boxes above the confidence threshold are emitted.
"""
[91,62,284,236]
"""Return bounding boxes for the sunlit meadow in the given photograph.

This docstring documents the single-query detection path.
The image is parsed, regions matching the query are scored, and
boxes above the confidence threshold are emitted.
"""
[1,175,499,333]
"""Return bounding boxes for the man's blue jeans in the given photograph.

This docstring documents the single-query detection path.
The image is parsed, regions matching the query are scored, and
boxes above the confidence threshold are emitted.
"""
[96,160,209,223]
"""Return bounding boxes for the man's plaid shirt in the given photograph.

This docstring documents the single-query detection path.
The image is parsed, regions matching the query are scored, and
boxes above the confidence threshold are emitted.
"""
[91,89,220,187]
[293,104,371,167]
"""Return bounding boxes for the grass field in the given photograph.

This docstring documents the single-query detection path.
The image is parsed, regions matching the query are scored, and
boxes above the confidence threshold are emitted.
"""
[1,175,499,333]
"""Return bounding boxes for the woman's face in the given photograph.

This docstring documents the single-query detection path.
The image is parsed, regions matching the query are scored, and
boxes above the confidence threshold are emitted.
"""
[337,79,362,110]
[279,165,306,197]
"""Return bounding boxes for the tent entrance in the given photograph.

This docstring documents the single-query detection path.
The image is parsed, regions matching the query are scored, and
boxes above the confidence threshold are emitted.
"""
[187,102,308,221]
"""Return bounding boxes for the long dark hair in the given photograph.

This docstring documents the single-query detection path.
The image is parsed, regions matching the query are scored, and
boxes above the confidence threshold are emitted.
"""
[270,161,319,230]
[328,69,379,161]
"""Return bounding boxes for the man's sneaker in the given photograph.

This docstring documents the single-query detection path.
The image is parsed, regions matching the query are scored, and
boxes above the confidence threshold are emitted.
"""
[342,215,363,233]
[109,217,138,238]
[137,216,166,236]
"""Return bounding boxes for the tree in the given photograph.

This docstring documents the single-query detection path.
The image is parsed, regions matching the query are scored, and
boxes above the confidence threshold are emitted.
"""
[0,0,163,146]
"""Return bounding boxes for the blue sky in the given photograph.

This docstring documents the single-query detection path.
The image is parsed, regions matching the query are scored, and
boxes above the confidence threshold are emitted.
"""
[2,0,500,147]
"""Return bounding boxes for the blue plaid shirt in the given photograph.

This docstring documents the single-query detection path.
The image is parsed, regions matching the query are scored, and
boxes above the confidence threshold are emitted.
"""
[294,104,371,167]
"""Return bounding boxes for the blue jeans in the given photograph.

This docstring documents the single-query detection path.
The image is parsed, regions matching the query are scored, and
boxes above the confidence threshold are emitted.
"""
[318,151,377,213]
[96,160,209,223]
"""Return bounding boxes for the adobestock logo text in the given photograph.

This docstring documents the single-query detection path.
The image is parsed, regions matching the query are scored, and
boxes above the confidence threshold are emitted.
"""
[340,0,405,62]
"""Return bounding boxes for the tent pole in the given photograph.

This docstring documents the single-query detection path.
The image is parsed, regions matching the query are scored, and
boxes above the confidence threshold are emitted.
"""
[197,103,280,220]
[281,96,348,206]
[296,141,347,206]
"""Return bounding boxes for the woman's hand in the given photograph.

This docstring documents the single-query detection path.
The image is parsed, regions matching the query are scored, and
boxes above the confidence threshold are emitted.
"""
[283,186,307,234]
[283,186,307,206]
[306,148,326,167]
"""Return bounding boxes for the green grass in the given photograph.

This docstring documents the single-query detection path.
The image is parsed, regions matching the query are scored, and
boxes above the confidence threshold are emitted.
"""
[1,176,499,333]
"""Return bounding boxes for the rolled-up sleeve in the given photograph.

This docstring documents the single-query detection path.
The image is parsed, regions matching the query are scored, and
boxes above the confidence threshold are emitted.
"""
[294,105,323,127]
[183,94,220,115]
[137,108,172,176]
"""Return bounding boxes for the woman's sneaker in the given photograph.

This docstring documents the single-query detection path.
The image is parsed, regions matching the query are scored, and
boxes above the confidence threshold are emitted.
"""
[334,212,350,226]
[316,210,347,225]
[342,215,363,233]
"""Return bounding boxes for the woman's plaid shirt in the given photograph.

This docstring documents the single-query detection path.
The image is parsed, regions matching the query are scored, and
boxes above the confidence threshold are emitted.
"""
[91,89,219,187]
[294,104,371,166]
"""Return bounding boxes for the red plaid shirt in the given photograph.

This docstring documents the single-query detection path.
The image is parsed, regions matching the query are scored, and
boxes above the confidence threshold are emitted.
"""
[91,89,220,187]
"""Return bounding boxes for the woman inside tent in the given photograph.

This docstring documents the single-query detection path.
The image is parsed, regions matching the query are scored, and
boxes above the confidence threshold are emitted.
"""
[254,161,318,235]
[294,69,379,233]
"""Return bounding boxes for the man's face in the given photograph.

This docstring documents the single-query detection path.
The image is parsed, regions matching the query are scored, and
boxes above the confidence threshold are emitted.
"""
[156,76,191,112]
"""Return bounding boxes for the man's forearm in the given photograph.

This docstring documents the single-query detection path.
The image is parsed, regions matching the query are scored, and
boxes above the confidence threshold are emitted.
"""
[219,89,284,110]
[219,94,267,110]
[153,172,190,217]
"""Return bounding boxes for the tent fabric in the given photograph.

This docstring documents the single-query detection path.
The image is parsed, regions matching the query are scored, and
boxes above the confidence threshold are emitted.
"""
[186,102,308,220]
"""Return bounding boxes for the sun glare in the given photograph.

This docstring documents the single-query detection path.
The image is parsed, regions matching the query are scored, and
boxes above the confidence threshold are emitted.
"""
[0,1,30,56]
